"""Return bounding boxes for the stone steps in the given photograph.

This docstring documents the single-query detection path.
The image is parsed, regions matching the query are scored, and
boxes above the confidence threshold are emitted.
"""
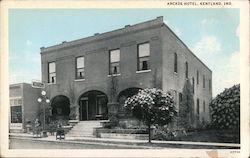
[67,120,104,137]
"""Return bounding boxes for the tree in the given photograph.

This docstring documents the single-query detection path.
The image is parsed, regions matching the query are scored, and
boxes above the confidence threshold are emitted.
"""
[210,84,240,130]
[124,88,177,143]
[178,79,194,130]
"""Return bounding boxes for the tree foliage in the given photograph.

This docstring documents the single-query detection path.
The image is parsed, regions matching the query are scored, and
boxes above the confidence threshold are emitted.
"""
[178,79,194,129]
[124,88,177,142]
[210,84,240,129]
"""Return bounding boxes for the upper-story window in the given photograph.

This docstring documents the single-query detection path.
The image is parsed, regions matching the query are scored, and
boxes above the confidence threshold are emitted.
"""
[197,70,199,85]
[76,56,85,79]
[203,75,205,88]
[174,53,178,73]
[192,77,195,93]
[209,79,211,91]
[109,49,120,75]
[185,62,188,79]
[48,62,56,83]
[138,42,150,71]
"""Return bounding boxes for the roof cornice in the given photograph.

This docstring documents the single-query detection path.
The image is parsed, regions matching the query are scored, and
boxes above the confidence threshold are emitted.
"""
[41,16,164,54]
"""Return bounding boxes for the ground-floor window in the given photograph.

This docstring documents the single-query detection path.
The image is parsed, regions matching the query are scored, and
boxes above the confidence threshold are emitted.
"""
[11,106,22,123]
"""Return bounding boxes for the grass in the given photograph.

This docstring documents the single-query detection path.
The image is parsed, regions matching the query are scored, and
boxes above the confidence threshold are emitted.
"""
[162,129,240,144]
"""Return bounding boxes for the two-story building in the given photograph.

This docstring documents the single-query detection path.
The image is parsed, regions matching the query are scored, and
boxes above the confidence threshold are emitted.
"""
[40,17,212,126]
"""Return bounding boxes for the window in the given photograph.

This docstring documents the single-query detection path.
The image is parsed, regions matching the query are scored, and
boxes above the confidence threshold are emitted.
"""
[174,53,178,73]
[138,43,150,71]
[185,62,188,79]
[173,90,177,105]
[197,98,200,117]
[203,101,205,113]
[197,70,199,85]
[109,49,120,75]
[10,98,22,123]
[203,75,205,88]
[76,56,85,79]
[48,62,56,83]
[209,79,211,91]
[192,77,195,93]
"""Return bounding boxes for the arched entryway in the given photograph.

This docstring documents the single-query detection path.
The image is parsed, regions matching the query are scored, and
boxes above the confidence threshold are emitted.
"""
[117,87,141,116]
[78,90,108,121]
[51,95,70,120]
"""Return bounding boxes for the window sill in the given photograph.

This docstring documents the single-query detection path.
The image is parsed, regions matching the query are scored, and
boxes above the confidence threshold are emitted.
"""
[75,79,85,82]
[136,69,151,73]
[47,82,56,85]
[107,74,121,77]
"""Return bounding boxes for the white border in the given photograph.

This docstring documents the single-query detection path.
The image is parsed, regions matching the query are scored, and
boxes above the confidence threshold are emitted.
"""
[0,0,249,158]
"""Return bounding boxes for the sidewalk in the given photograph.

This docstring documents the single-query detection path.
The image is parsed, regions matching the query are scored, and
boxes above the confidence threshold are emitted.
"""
[9,132,240,148]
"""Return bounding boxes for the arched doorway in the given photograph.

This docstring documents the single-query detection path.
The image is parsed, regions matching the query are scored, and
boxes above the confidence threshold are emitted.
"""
[78,90,108,121]
[51,95,70,120]
[117,87,141,116]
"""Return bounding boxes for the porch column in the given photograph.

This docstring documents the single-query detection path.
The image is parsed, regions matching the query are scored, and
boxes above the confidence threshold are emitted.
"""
[107,102,119,115]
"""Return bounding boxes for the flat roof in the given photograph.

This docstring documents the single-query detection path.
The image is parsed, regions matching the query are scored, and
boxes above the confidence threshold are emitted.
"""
[40,16,211,72]
[41,16,164,54]
[9,83,30,88]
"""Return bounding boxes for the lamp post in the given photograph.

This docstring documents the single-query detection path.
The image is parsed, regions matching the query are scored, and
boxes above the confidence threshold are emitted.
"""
[37,90,50,137]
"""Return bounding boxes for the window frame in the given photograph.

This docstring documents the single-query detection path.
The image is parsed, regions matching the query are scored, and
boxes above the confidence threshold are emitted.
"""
[109,49,120,75]
[174,53,178,73]
[197,70,199,85]
[75,56,85,79]
[209,79,212,91]
[197,98,200,116]
[203,75,206,88]
[10,98,23,123]
[137,42,150,71]
[192,77,195,94]
[48,61,56,84]
[203,101,206,113]
[185,62,188,79]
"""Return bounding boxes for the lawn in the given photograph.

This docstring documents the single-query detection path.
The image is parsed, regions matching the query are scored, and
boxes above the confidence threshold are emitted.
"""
[166,129,240,144]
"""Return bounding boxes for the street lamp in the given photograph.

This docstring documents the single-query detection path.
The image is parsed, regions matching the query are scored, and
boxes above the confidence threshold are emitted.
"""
[37,90,50,137]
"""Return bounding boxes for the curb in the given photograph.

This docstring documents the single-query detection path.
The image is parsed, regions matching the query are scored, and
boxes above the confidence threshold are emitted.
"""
[9,134,240,148]
[10,136,159,149]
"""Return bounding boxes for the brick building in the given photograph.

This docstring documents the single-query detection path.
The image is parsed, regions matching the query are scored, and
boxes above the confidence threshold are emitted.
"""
[9,83,41,132]
[40,17,212,126]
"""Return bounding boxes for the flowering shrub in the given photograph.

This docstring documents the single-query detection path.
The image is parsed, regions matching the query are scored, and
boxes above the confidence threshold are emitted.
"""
[124,88,177,142]
[210,84,240,129]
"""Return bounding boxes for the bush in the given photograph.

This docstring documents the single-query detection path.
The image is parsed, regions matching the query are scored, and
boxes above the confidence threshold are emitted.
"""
[103,114,119,129]
[209,84,240,129]
[153,127,188,141]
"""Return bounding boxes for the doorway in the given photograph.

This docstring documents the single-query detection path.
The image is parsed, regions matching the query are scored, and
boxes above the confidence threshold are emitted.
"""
[79,91,108,121]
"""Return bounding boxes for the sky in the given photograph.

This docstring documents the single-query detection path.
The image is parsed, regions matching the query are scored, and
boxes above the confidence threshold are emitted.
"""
[9,9,240,97]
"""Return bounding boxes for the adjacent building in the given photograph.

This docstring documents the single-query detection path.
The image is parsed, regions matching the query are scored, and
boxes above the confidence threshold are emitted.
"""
[40,17,212,126]
[9,83,41,132]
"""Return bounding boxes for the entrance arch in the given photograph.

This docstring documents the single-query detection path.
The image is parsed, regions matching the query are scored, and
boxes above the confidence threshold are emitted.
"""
[78,90,108,121]
[117,87,141,115]
[51,95,70,120]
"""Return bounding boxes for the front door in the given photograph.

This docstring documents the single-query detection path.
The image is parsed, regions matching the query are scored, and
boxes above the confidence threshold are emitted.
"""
[79,98,88,121]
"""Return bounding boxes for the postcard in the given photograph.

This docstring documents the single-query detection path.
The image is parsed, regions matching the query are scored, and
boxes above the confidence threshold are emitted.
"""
[0,0,249,157]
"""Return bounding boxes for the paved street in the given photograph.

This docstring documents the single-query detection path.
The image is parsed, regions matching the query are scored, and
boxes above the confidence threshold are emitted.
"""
[9,138,141,149]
